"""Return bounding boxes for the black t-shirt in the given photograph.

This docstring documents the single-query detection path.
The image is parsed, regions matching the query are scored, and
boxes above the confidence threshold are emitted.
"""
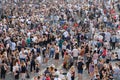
[15,71,19,79]
[1,65,6,73]
[77,61,84,70]
[86,57,92,63]
[21,66,26,73]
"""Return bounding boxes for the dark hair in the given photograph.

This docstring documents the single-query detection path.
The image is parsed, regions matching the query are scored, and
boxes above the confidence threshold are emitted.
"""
[2,60,4,63]
[55,69,57,71]
[94,50,96,53]
[37,76,40,79]
[46,67,49,70]
[104,47,106,49]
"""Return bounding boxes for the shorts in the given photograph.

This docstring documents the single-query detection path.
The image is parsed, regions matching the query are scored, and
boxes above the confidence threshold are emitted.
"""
[78,70,83,74]
[73,57,78,60]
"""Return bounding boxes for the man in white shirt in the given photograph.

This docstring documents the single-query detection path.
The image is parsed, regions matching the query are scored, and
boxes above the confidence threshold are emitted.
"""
[10,41,16,51]
[63,31,69,38]
[105,31,111,42]
[72,46,79,61]
[36,54,42,65]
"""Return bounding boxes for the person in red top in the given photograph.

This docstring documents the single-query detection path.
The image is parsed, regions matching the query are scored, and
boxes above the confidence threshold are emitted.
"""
[118,25,120,29]
[74,22,79,27]
[46,74,51,80]
[102,47,107,58]
[63,24,68,30]
[110,9,115,14]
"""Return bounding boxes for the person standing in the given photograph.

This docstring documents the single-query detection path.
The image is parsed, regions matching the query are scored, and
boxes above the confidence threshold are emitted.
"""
[30,52,36,72]
[89,61,94,80]
[101,47,107,58]
[72,46,79,66]
[1,60,7,80]
[70,66,75,80]
[54,46,59,66]
[67,69,72,80]
[63,53,69,70]
[110,34,117,50]
[92,51,99,65]
[80,46,85,57]
[86,53,92,73]
[49,43,55,58]
[77,58,84,80]
[20,61,27,80]
[13,60,20,80]
[45,48,49,63]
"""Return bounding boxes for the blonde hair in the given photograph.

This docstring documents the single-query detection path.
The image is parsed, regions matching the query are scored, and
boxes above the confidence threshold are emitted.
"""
[21,61,25,66]
[70,66,75,72]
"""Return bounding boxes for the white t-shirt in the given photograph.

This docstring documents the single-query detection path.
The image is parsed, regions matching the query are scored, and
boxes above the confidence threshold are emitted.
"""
[13,65,19,72]
[105,32,111,42]
[62,45,66,50]
[98,35,103,41]
[54,78,61,80]
[19,52,27,59]
[66,72,71,80]
[103,16,107,22]
[59,74,65,79]
[63,31,69,38]
[27,32,31,37]
[72,49,79,57]
[32,36,37,42]
[11,42,16,51]
[54,71,60,76]
[36,56,42,64]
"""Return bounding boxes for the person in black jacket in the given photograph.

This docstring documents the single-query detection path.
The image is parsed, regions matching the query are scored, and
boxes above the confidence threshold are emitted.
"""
[1,60,7,80]
[77,58,84,80]
[86,53,92,73]
[30,52,36,72]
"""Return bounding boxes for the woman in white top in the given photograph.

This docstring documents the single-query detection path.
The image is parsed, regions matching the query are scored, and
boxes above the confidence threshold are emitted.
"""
[66,70,72,80]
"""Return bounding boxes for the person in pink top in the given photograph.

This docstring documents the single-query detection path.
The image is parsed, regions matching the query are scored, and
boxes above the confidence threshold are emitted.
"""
[102,47,107,58]
[92,50,99,65]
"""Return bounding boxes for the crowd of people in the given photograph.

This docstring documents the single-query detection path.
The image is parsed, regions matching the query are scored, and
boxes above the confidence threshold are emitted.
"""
[0,0,120,80]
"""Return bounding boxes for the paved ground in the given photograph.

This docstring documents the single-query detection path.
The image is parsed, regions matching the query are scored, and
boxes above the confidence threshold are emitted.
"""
[1,49,120,80]
[2,60,120,80]
[3,57,64,80]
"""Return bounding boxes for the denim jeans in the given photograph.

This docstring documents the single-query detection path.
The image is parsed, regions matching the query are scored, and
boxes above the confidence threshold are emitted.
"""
[49,49,55,58]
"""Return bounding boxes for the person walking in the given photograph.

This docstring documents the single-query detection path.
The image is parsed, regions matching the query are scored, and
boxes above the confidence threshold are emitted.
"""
[30,52,36,72]
[110,34,117,50]
[89,61,94,80]
[54,46,59,66]
[70,66,75,80]
[77,58,84,80]
[1,60,7,80]
[13,60,20,80]
[72,46,79,66]
[49,43,55,58]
